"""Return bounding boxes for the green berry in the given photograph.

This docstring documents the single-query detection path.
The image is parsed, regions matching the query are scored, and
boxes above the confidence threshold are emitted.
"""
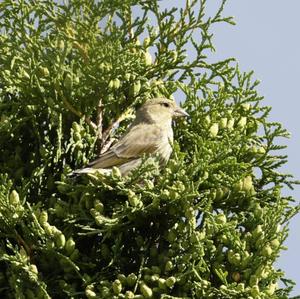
[127,273,137,287]
[64,73,73,90]
[165,276,176,288]
[9,190,20,205]
[55,233,66,249]
[209,123,219,137]
[140,282,153,298]
[165,261,173,272]
[112,279,122,295]
[144,51,152,65]
[65,237,75,254]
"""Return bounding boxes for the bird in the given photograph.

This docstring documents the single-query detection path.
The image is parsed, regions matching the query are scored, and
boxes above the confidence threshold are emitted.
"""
[71,97,189,176]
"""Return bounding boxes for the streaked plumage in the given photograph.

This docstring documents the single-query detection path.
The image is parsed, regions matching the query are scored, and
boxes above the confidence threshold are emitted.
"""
[72,97,189,176]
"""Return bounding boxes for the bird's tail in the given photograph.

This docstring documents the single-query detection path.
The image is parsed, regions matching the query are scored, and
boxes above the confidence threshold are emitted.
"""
[68,167,112,178]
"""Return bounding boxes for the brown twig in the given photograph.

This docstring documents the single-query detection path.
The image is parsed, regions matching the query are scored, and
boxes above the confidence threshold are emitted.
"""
[55,82,97,131]
[15,229,32,260]
[72,41,89,64]
[73,41,89,64]
[62,96,97,131]
[99,106,135,153]
[101,107,134,146]
[96,98,103,141]
[100,138,116,154]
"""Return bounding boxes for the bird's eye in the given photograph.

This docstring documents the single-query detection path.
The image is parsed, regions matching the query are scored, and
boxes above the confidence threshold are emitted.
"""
[161,102,170,108]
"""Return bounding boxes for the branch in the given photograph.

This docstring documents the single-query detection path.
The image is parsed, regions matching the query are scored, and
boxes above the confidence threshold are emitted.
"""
[54,82,97,131]
[101,107,134,146]
[15,229,32,260]
[96,98,103,140]
[63,96,97,131]
[72,41,89,64]
[134,255,145,293]
[100,138,116,154]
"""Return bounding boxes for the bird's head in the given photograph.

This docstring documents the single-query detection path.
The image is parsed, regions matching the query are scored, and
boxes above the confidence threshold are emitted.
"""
[136,98,189,124]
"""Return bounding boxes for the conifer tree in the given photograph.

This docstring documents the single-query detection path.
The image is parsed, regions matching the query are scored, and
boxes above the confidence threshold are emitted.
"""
[0,1,299,298]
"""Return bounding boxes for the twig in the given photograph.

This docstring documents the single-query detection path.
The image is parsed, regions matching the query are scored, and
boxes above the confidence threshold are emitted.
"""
[72,41,89,64]
[101,107,134,146]
[15,229,32,260]
[62,96,97,131]
[55,82,97,131]
[100,138,116,154]
[134,255,145,293]
[96,98,103,138]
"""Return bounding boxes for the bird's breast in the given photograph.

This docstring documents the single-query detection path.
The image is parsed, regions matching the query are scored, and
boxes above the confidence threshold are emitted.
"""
[156,126,173,164]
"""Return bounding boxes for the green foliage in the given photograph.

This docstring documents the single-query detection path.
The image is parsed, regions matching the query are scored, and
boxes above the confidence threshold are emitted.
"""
[0,0,299,298]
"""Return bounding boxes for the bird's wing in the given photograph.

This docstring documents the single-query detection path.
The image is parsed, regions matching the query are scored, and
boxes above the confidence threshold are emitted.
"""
[88,124,164,169]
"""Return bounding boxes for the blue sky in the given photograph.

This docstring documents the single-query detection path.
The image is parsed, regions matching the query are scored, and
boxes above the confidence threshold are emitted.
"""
[206,1,300,295]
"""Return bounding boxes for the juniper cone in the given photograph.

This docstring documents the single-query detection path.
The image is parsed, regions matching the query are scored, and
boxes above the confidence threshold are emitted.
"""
[72,98,189,176]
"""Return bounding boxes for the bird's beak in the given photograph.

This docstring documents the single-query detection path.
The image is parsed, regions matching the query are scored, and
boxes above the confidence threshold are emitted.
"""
[173,107,190,118]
